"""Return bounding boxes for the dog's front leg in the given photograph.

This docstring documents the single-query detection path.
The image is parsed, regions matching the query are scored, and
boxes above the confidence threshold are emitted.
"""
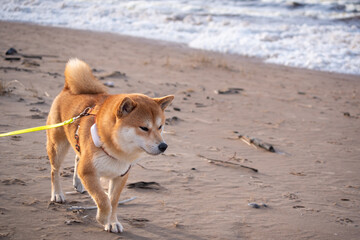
[106,173,129,233]
[77,168,112,229]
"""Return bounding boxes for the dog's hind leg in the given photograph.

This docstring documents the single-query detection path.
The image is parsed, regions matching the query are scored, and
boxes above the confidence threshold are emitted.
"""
[73,155,86,193]
[47,128,69,203]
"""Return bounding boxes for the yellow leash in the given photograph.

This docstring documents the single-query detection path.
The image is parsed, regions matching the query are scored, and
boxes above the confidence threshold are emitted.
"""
[0,107,92,137]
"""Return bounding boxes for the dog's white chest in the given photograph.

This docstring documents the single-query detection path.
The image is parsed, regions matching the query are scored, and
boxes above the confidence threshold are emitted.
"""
[93,153,132,179]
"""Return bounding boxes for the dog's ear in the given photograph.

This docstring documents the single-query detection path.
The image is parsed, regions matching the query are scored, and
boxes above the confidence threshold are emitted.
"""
[154,95,174,111]
[117,97,137,118]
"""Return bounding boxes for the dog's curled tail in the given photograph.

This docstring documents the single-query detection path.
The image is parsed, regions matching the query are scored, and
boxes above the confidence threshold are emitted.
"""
[64,58,107,95]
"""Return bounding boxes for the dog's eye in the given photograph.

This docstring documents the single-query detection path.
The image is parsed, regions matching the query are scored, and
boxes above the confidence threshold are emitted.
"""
[139,126,149,132]
[158,125,162,130]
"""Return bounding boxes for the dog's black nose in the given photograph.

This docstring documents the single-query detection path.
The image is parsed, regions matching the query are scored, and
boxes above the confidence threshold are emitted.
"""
[158,143,168,152]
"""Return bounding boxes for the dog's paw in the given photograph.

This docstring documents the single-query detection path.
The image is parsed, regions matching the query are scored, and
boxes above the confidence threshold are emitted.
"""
[51,192,65,203]
[73,179,86,193]
[104,221,123,233]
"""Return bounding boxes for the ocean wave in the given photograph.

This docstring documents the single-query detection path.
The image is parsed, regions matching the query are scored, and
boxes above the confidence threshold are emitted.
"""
[0,0,359,75]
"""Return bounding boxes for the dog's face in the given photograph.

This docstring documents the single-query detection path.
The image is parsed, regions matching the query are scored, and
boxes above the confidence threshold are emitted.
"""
[114,94,174,156]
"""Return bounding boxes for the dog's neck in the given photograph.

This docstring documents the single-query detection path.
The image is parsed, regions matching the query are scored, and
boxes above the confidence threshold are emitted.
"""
[90,123,114,157]
[90,123,132,177]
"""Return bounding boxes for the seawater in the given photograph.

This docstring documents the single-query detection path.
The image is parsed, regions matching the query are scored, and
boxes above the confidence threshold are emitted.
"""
[1,0,359,75]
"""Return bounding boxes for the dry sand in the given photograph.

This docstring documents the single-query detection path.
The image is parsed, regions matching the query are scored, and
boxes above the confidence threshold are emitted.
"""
[0,21,360,240]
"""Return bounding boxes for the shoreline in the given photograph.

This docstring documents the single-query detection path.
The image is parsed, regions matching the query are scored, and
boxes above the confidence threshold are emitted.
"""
[0,21,360,240]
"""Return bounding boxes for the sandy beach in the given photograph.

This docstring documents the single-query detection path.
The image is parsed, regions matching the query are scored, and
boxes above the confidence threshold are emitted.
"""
[0,21,360,240]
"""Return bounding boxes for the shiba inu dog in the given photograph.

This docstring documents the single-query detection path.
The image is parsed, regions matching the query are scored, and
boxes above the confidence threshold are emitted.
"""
[46,58,174,233]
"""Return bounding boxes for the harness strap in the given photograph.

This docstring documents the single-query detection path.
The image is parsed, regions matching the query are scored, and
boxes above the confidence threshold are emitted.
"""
[75,125,81,153]
[120,164,132,177]
[73,106,98,153]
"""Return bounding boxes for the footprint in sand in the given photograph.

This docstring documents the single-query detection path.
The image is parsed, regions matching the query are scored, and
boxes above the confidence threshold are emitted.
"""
[1,178,26,185]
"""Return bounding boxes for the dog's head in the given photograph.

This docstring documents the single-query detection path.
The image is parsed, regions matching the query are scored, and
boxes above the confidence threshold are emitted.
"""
[110,94,174,156]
